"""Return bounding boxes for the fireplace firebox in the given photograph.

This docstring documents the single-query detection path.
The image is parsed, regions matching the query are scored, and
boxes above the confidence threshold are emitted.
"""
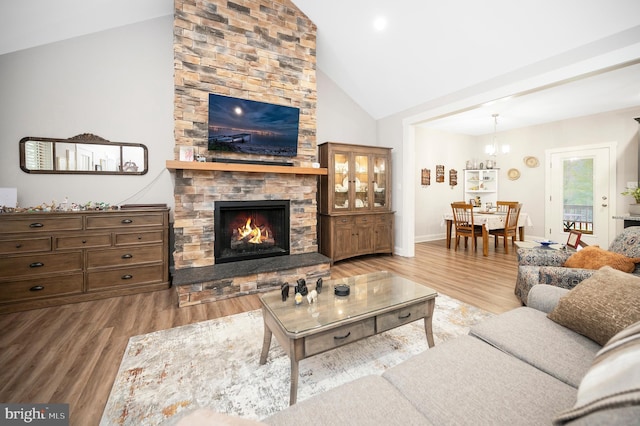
[214,200,290,264]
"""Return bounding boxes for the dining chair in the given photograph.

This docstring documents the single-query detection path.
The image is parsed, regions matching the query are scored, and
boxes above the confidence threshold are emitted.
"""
[489,203,522,253]
[451,202,483,252]
[496,201,519,213]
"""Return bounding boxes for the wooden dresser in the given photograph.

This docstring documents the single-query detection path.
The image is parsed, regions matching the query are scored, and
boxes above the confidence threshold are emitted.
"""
[0,208,170,313]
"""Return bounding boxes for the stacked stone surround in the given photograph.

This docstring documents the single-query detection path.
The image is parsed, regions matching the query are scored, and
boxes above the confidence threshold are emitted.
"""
[172,0,323,303]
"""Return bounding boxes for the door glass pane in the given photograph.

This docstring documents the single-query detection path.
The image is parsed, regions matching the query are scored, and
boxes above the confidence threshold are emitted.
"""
[334,152,349,209]
[563,158,594,234]
[354,155,368,209]
[373,156,387,208]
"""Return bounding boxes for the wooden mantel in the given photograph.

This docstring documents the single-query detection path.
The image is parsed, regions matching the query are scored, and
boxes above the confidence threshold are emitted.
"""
[166,160,327,175]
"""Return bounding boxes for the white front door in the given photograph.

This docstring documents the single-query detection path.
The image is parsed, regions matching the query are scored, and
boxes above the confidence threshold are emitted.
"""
[545,143,616,247]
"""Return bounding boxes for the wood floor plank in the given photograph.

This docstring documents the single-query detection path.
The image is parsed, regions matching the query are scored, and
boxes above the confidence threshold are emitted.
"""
[0,240,522,425]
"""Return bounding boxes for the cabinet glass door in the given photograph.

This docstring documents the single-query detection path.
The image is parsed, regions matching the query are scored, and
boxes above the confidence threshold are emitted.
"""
[372,155,387,208]
[354,155,369,209]
[333,152,349,210]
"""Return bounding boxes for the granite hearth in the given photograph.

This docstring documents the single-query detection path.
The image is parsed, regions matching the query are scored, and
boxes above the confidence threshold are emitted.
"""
[174,253,331,307]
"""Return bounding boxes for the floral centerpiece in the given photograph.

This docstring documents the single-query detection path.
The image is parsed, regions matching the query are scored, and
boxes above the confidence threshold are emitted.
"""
[621,186,640,215]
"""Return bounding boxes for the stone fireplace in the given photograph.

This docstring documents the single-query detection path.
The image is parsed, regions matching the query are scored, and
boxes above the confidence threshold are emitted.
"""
[171,0,329,306]
[214,200,290,264]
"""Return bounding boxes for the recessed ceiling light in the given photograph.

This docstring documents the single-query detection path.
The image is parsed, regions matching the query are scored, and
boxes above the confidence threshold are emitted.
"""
[373,16,387,31]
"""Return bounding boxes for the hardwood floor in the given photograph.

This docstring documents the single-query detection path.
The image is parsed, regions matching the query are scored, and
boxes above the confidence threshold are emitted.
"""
[0,240,522,426]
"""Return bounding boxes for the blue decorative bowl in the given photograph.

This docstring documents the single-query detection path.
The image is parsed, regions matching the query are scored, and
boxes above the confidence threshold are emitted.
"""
[537,240,555,247]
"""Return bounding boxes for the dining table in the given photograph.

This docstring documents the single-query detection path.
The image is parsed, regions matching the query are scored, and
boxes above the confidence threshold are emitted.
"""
[443,211,533,256]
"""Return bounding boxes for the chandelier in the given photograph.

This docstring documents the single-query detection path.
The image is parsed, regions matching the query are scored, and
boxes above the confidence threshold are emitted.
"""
[485,113,510,156]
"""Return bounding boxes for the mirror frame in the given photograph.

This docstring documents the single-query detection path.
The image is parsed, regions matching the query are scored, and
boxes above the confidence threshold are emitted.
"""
[19,133,148,175]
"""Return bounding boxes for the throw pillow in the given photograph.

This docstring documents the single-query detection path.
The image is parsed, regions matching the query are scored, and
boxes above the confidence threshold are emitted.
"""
[553,321,640,425]
[563,245,640,272]
[547,266,640,345]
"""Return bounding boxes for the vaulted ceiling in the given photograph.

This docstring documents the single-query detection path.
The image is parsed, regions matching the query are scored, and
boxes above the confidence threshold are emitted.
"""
[2,0,639,135]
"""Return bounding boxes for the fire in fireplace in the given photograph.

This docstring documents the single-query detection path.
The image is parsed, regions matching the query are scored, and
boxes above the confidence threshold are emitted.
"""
[214,200,290,264]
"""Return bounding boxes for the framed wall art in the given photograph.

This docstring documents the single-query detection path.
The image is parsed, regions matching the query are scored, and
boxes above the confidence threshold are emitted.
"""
[436,165,445,183]
[449,169,457,187]
[421,168,430,186]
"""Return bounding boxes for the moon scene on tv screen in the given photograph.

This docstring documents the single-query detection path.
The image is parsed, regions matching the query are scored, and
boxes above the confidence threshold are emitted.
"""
[208,94,300,157]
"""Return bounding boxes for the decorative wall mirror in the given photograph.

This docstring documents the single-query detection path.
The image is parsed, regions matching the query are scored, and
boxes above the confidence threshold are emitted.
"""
[20,133,148,175]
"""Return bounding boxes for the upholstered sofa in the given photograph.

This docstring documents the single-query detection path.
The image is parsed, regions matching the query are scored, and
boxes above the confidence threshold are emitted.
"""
[515,226,640,304]
[168,266,640,425]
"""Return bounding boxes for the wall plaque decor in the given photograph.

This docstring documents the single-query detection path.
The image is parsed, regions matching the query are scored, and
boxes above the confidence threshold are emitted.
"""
[436,165,445,183]
[507,168,521,180]
[449,169,458,187]
[421,168,430,186]
[524,156,539,168]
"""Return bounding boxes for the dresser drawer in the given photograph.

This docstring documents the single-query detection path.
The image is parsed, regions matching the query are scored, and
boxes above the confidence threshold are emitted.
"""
[376,214,394,225]
[86,213,165,230]
[0,216,83,234]
[304,317,375,357]
[0,237,51,255]
[86,264,165,291]
[0,274,84,303]
[0,252,83,279]
[114,230,164,245]
[87,245,164,268]
[55,234,112,250]
[333,216,354,226]
[376,302,428,333]
[355,215,374,226]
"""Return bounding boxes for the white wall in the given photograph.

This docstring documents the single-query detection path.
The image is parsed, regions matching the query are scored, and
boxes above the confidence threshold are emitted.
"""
[1,15,637,252]
[0,16,174,210]
[0,18,377,220]
[414,128,475,241]
[411,106,640,243]
[316,69,377,146]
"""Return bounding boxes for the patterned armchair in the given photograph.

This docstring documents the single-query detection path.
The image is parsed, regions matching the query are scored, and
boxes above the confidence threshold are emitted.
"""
[515,226,640,304]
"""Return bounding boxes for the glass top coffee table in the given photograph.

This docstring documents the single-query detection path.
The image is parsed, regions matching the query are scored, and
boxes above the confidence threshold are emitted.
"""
[259,271,438,405]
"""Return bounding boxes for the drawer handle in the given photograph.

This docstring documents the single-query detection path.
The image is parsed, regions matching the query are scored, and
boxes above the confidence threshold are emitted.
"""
[121,254,133,259]
[334,331,351,340]
[121,219,133,224]
[29,223,44,228]
[121,274,133,280]
[29,262,44,268]
[399,312,411,320]
[29,286,45,292]
[15,243,22,248]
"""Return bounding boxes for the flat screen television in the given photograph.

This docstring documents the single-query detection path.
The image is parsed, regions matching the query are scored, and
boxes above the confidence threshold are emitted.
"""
[208,93,300,157]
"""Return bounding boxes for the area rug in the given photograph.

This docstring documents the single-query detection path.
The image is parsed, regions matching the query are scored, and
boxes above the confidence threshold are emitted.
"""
[100,293,493,425]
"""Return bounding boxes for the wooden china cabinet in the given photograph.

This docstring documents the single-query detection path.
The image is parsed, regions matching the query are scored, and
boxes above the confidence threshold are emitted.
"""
[317,142,394,262]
